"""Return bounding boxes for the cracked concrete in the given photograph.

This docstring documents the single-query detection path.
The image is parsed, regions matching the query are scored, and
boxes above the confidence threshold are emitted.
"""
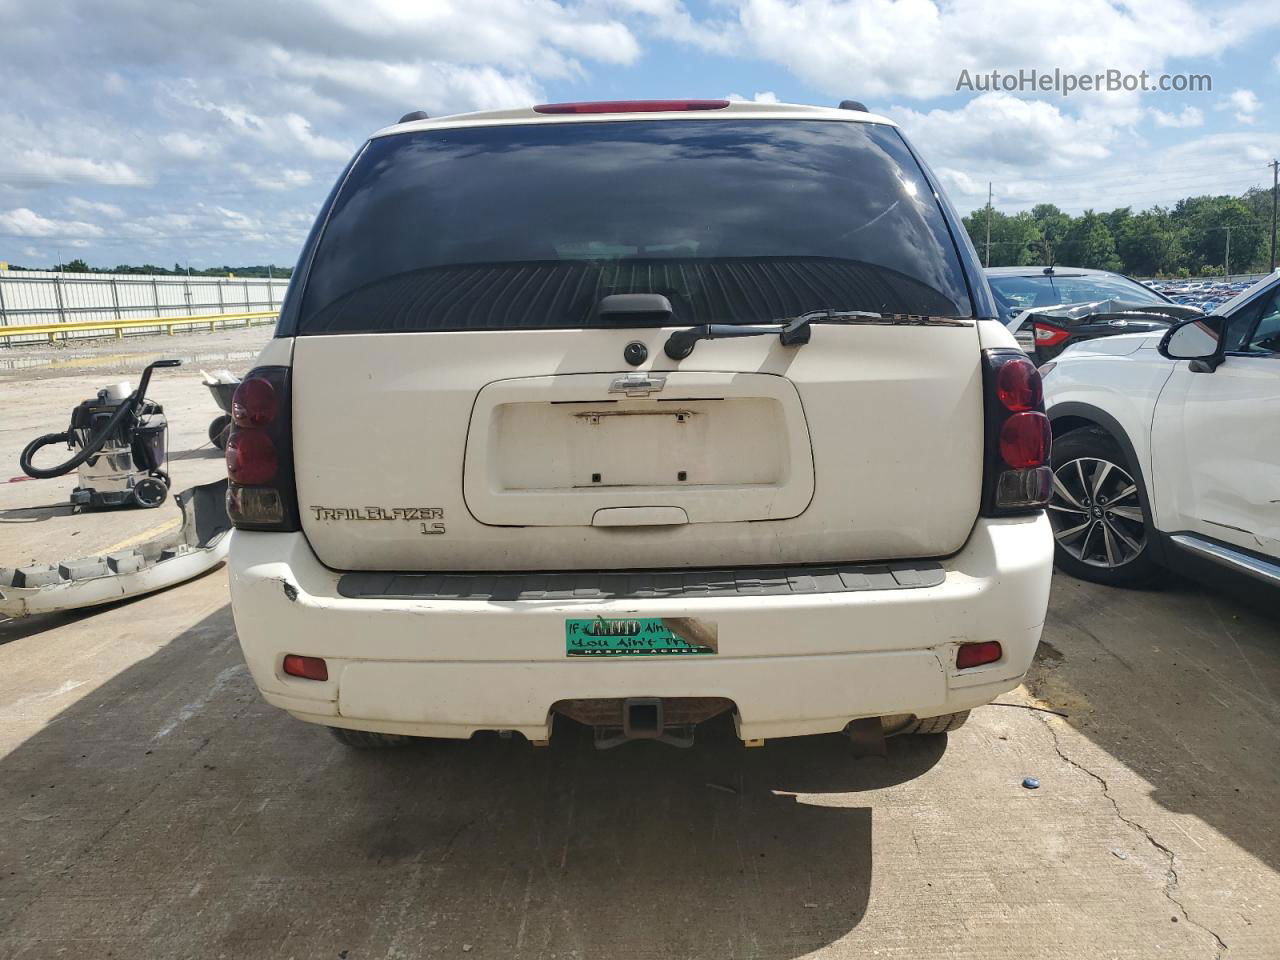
[1034,711,1228,959]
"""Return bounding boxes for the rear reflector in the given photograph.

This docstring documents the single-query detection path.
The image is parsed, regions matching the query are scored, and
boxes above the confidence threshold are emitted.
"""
[956,641,1002,669]
[283,654,328,681]
[533,99,730,114]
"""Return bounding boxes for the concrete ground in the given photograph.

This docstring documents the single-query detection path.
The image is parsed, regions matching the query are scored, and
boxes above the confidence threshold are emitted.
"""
[2,329,1278,959]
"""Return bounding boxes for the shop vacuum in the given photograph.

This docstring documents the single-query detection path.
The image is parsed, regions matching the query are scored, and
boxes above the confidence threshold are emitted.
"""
[19,359,182,510]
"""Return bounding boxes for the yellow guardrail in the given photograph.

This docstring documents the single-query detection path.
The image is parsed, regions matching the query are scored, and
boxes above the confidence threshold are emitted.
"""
[0,310,279,343]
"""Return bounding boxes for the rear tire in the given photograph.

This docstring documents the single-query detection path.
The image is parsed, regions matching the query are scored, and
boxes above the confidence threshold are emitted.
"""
[327,726,412,748]
[898,711,969,735]
[1048,427,1159,587]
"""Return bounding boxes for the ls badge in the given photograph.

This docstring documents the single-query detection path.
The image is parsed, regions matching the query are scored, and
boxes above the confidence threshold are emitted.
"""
[309,505,445,535]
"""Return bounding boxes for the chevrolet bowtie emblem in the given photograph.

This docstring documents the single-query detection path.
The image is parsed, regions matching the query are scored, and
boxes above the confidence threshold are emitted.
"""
[609,373,667,397]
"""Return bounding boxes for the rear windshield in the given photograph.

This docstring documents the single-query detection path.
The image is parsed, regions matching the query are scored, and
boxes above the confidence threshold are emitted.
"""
[990,273,1168,320]
[298,119,973,334]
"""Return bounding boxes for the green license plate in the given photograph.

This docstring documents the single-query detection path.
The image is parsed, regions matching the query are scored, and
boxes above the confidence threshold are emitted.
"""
[565,617,718,657]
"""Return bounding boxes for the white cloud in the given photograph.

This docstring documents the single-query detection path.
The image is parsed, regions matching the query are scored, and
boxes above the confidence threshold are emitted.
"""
[0,208,105,239]
[734,0,1277,100]
[1151,106,1204,128]
[3,149,147,187]
[66,198,125,218]
[726,91,780,103]
[159,132,217,159]
[604,0,740,53]
[1218,88,1261,124]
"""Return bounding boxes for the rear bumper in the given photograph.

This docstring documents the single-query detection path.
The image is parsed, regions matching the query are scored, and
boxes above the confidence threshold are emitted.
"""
[228,515,1052,741]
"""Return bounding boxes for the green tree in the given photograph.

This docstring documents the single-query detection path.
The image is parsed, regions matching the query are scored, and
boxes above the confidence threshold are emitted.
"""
[1030,204,1072,264]
[962,209,1043,267]
[1057,210,1121,270]
[1174,196,1266,275]
[1116,208,1184,277]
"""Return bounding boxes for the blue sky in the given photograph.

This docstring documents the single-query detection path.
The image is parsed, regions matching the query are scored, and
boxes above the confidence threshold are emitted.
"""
[0,0,1277,268]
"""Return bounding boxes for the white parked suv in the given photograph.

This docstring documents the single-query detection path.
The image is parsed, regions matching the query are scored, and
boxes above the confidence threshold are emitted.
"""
[225,99,1054,749]
[1043,271,1280,586]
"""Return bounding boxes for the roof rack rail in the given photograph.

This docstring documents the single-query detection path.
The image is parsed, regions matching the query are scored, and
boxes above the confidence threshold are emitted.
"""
[398,110,430,123]
[837,100,869,112]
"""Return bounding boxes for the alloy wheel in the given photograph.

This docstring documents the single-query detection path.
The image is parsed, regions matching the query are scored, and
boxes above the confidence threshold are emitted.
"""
[1048,457,1146,568]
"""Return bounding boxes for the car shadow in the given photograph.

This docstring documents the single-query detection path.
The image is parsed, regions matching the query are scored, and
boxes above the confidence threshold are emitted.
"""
[1030,569,1280,874]
[0,604,947,959]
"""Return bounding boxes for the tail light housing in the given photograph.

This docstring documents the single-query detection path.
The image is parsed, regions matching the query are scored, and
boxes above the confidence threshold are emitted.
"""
[981,350,1052,515]
[225,365,301,531]
[1032,322,1070,347]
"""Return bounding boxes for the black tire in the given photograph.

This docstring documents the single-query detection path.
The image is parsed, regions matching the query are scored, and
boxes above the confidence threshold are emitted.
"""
[130,476,168,509]
[1048,427,1158,587]
[899,711,969,735]
[209,415,232,451]
[327,726,412,748]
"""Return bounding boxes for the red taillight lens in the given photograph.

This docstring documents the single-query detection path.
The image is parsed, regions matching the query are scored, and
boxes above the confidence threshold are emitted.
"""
[532,99,730,114]
[226,428,277,485]
[956,641,1002,669]
[225,365,299,531]
[982,349,1053,515]
[999,412,1053,469]
[283,654,328,681]
[231,376,277,428]
[1032,322,1070,347]
[995,355,1043,411]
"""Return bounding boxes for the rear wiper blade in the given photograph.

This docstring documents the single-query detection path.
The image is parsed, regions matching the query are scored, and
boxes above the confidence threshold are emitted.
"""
[663,309,883,360]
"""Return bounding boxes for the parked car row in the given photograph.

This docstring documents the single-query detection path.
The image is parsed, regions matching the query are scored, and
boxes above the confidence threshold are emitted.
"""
[1144,278,1257,313]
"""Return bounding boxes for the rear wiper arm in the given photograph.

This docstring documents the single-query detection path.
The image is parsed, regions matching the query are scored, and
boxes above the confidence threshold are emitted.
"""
[663,309,882,360]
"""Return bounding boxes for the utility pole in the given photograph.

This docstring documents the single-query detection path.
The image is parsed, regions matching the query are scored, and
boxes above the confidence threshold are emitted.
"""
[985,182,993,267]
[1270,159,1278,273]
[1224,225,1231,278]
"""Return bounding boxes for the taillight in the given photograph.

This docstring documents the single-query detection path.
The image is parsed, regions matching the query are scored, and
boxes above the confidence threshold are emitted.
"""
[981,350,1052,516]
[225,365,300,531]
[532,99,730,114]
[1032,322,1070,347]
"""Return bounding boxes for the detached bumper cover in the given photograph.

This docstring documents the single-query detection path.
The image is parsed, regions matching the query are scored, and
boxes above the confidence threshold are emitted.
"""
[229,514,1052,741]
[0,480,231,618]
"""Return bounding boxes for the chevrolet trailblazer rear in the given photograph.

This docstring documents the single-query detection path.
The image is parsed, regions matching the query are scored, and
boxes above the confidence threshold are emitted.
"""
[226,100,1054,750]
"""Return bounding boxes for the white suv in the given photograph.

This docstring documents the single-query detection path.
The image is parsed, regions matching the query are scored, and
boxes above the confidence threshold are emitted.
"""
[225,100,1054,749]
[1043,271,1280,587]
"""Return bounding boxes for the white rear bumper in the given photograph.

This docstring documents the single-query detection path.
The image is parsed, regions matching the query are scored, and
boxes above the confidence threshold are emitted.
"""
[228,515,1052,741]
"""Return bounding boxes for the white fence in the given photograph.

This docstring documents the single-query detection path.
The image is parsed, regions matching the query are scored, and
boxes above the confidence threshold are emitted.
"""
[0,270,286,344]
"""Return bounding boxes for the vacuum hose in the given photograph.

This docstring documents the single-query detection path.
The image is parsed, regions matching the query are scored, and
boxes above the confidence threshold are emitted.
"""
[19,397,141,480]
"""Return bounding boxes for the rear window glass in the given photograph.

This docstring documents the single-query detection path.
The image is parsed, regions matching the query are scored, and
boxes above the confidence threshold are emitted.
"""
[298,119,973,334]
[990,274,1167,318]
